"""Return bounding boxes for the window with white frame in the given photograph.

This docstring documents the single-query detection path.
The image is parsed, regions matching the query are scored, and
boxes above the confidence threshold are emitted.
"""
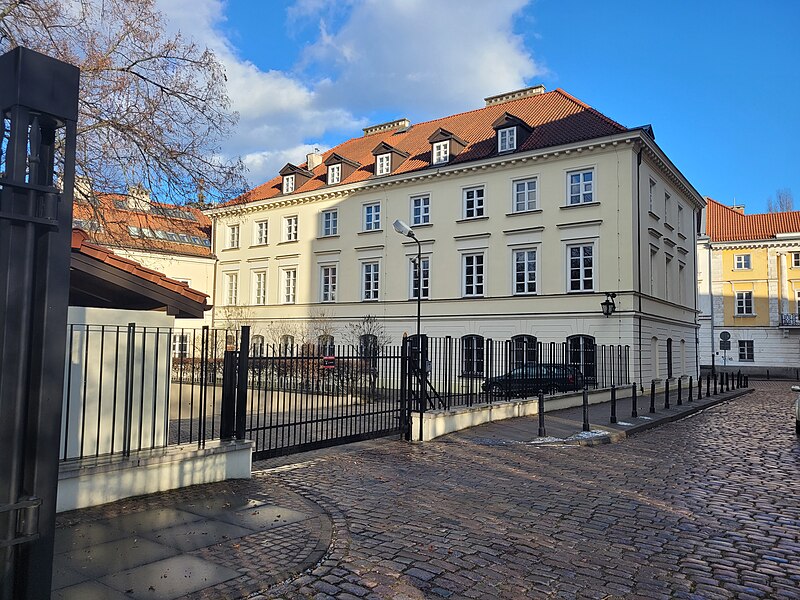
[283,215,298,241]
[649,179,656,213]
[226,224,240,249]
[253,270,267,305]
[513,248,537,295]
[432,141,449,165]
[254,220,268,246]
[225,272,238,305]
[321,209,338,236]
[320,265,337,302]
[567,243,594,292]
[279,335,295,356]
[734,254,752,270]
[363,203,381,231]
[362,262,380,300]
[738,340,754,361]
[797,289,800,315]
[567,169,594,205]
[172,333,189,358]
[282,174,295,194]
[735,291,753,315]
[513,178,537,212]
[461,334,485,376]
[376,153,391,176]
[463,186,485,219]
[410,256,430,300]
[251,335,265,357]
[462,253,485,297]
[794,252,800,268]
[282,268,297,304]
[411,195,430,226]
[327,163,341,185]
[498,127,516,152]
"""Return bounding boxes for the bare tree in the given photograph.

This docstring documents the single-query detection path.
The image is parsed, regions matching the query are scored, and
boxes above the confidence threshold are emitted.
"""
[767,188,794,213]
[0,0,245,210]
[344,315,392,351]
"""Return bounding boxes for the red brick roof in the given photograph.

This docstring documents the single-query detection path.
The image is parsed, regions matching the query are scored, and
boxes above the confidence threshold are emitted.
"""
[227,88,627,206]
[71,229,209,306]
[73,193,212,258]
[705,198,800,242]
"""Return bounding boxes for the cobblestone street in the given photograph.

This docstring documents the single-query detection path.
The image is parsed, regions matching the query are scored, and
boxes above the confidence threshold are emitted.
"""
[256,381,800,599]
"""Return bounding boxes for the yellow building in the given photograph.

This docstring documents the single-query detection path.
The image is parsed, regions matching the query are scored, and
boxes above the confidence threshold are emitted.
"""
[698,199,800,374]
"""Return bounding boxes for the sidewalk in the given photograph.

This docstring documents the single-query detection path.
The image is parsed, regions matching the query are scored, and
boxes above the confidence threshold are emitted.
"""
[52,384,752,600]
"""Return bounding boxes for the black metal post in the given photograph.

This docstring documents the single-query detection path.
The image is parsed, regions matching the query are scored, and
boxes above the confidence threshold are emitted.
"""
[698,374,702,400]
[745,375,749,387]
[220,351,237,440]
[400,336,409,440]
[610,385,617,424]
[631,383,638,418]
[677,377,682,406]
[706,373,711,397]
[688,376,693,402]
[582,387,590,432]
[713,373,718,395]
[664,378,671,409]
[537,390,546,437]
[650,380,656,413]
[235,326,250,440]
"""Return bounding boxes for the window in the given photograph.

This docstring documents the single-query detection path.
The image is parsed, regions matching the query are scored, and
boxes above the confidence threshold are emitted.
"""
[513,248,537,295]
[225,272,238,305]
[321,209,338,236]
[567,169,594,205]
[677,204,684,235]
[226,224,240,249]
[320,265,337,302]
[794,252,800,268]
[282,268,297,304]
[797,290,800,315]
[738,340,754,361]
[172,333,189,359]
[432,141,449,165]
[461,335,485,376]
[462,253,485,297]
[283,174,295,194]
[376,153,391,176]
[735,291,753,315]
[327,163,341,185]
[411,195,430,225]
[513,178,537,212]
[362,262,380,300]
[511,335,537,368]
[463,186,485,219]
[734,254,752,270]
[359,335,379,368]
[254,220,268,246]
[649,179,656,213]
[664,192,672,224]
[363,203,381,231]
[318,335,335,356]
[567,335,596,383]
[650,248,657,295]
[498,127,516,152]
[679,264,685,305]
[567,243,594,292]
[665,256,672,301]
[253,270,267,305]
[666,338,673,379]
[410,256,430,299]
[279,335,295,356]
[251,335,265,357]
[283,215,298,241]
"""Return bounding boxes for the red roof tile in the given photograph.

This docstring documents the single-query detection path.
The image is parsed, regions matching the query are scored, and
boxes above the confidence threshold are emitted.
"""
[226,88,627,206]
[705,198,800,242]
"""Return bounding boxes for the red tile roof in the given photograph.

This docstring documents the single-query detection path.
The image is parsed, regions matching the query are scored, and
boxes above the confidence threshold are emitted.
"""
[705,198,800,242]
[73,193,212,258]
[226,88,627,206]
[71,229,209,306]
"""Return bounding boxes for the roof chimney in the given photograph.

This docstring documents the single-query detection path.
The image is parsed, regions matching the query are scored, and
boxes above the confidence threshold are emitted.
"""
[363,118,411,137]
[730,204,745,214]
[306,150,323,171]
[484,85,546,107]
[127,184,151,211]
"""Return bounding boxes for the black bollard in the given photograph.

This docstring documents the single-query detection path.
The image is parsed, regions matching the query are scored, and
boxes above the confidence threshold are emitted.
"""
[698,374,703,400]
[706,373,710,397]
[582,386,590,432]
[610,385,617,424]
[664,378,671,409]
[677,377,683,406]
[688,376,693,402]
[650,380,656,413]
[767,369,770,380]
[631,383,638,418]
[726,372,731,391]
[713,373,718,395]
[538,389,546,437]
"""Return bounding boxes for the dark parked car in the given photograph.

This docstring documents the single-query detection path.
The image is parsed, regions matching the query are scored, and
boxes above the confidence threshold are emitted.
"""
[482,364,585,396]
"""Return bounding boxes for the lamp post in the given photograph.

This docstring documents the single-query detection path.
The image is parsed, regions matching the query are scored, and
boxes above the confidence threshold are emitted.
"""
[601,292,617,317]
[392,219,422,338]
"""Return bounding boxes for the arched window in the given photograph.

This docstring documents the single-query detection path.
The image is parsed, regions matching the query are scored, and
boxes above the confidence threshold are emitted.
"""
[225,333,236,351]
[461,334,485,376]
[318,335,335,356]
[279,334,295,356]
[511,335,537,368]
[251,335,265,357]
[567,335,596,384]
[666,338,673,378]
[651,337,660,379]
[359,334,378,357]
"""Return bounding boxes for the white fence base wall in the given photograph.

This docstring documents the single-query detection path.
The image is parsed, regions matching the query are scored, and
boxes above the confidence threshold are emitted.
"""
[56,440,253,513]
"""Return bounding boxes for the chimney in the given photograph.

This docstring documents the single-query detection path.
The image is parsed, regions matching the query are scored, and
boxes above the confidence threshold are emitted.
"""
[730,204,745,214]
[127,184,151,211]
[484,85,546,107]
[363,118,411,137]
[306,150,323,171]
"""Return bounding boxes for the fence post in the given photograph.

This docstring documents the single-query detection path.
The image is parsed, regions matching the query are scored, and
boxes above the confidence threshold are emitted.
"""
[582,386,590,432]
[400,336,409,440]
[631,383,638,418]
[235,326,250,440]
[664,378,671,409]
[538,390,546,437]
[650,380,656,413]
[220,350,237,440]
[123,323,136,458]
[677,377,682,406]
[610,385,617,424]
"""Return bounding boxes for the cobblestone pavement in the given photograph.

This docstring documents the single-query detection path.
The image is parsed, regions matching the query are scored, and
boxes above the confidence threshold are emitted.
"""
[254,381,800,599]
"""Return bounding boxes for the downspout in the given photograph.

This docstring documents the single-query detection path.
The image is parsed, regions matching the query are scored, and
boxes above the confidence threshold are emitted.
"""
[707,241,715,374]
[636,148,643,391]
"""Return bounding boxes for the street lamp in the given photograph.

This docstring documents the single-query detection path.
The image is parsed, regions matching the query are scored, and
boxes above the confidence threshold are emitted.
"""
[392,219,422,339]
[601,292,617,317]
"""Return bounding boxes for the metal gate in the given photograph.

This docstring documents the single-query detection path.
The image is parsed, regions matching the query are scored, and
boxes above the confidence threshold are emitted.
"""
[224,327,406,460]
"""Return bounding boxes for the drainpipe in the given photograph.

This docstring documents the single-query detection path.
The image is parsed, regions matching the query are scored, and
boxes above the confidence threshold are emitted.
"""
[636,149,643,391]
[708,242,715,375]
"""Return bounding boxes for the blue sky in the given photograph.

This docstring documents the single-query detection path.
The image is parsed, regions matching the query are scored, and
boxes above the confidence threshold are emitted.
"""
[162,0,800,213]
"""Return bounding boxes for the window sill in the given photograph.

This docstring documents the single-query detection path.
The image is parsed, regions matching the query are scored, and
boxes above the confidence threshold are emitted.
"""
[513,292,538,296]
[462,295,485,299]
[734,314,756,318]
[456,216,489,224]
[732,268,753,271]
[648,211,660,220]
[358,229,383,235]
[561,201,600,210]
[677,232,687,240]
[317,234,340,240]
[567,290,595,294]
[249,243,269,248]
[411,222,433,228]
[664,222,675,231]
[221,246,239,251]
[738,359,754,362]
[506,209,542,217]
[361,298,379,302]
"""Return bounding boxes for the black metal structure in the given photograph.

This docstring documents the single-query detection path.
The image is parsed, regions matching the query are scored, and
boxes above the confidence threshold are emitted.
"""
[0,47,79,599]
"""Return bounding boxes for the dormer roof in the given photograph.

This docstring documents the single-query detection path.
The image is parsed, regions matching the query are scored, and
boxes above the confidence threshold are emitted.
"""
[491,112,532,132]
[427,127,468,146]
[323,153,361,169]
[279,163,314,178]
[371,141,410,158]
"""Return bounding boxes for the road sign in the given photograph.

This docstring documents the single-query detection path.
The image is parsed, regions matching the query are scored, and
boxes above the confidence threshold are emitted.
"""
[720,331,731,341]
[719,340,731,350]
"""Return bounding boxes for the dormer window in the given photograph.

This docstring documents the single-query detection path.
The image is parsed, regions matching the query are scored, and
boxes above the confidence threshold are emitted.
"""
[432,141,449,165]
[376,153,392,176]
[282,174,295,194]
[328,163,341,185]
[498,127,517,152]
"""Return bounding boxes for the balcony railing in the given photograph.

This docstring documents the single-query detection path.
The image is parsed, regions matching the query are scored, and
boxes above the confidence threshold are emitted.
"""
[780,313,800,326]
